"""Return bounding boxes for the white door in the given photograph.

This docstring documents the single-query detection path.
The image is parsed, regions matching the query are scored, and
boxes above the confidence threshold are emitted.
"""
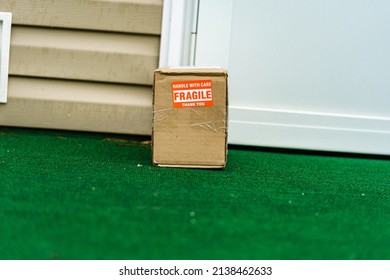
[160,0,390,155]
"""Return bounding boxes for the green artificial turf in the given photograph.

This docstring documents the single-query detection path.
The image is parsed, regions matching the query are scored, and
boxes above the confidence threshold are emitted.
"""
[0,126,389,260]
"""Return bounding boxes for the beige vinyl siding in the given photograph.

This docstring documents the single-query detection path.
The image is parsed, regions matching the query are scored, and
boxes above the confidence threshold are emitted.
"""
[0,0,162,135]
[10,26,159,85]
[5,77,152,134]
[0,0,162,35]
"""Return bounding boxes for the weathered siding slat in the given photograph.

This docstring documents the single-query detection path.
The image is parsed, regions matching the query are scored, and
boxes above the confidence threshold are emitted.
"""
[0,77,153,134]
[9,26,160,85]
[0,0,163,35]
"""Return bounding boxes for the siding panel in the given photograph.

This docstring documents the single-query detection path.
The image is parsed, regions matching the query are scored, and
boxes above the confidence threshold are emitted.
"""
[0,0,163,35]
[1,0,162,134]
[10,26,160,85]
[1,77,153,134]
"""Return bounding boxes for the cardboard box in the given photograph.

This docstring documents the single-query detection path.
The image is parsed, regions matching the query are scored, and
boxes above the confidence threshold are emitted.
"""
[152,67,228,168]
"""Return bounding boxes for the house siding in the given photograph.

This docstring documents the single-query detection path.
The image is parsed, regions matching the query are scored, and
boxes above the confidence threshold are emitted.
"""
[0,0,163,135]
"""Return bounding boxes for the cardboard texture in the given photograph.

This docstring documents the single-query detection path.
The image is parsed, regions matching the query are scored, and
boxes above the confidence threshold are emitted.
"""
[152,67,228,168]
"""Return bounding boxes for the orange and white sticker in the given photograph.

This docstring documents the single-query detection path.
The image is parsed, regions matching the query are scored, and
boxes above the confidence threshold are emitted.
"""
[172,79,213,108]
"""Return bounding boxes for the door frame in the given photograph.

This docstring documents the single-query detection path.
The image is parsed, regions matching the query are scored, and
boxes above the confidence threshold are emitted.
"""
[0,12,12,103]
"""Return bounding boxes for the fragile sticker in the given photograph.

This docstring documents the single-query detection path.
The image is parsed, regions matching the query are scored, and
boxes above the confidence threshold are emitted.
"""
[172,79,213,108]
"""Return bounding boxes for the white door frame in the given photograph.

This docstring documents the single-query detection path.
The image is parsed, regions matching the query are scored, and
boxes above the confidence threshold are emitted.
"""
[0,12,12,103]
[159,0,199,67]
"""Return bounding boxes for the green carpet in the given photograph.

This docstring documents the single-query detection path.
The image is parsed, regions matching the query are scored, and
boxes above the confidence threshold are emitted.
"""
[1,126,389,260]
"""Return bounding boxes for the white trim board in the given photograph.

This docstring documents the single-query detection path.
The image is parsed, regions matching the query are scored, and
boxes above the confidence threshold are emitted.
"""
[0,12,12,103]
[229,106,390,155]
[158,0,198,67]
[159,0,232,67]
